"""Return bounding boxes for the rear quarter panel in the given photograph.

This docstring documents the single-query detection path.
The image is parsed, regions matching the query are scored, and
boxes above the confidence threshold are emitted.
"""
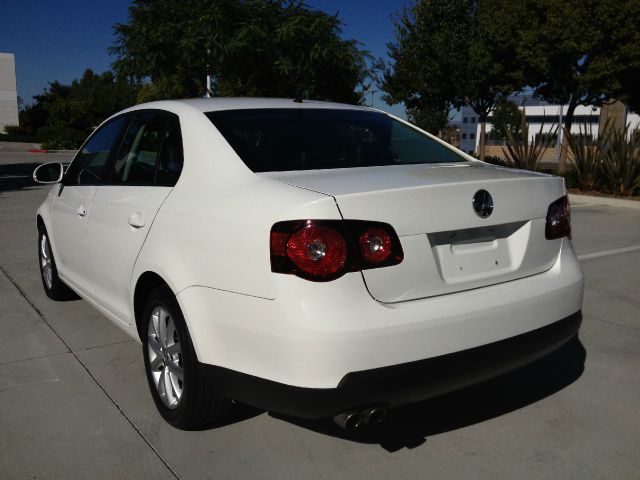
[131,106,342,302]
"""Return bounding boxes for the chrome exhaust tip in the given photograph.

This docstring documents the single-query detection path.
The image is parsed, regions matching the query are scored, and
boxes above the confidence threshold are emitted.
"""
[333,411,363,430]
[362,407,387,426]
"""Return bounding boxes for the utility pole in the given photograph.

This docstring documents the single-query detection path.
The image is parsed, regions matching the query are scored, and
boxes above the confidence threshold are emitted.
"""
[555,103,564,162]
[205,49,212,98]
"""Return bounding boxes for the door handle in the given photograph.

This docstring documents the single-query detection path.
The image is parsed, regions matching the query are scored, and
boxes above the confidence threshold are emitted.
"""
[128,212,145,228]
[76,205,87,217]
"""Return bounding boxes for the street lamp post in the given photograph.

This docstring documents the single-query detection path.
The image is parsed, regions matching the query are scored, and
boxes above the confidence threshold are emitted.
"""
[205,48,212,98]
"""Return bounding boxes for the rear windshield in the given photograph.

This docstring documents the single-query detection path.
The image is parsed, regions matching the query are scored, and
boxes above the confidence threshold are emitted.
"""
[206,108,464,172]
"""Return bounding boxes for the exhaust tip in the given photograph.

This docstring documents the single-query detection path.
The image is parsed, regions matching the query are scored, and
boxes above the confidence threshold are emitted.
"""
[333,411,363,430]
[363,407,387,426]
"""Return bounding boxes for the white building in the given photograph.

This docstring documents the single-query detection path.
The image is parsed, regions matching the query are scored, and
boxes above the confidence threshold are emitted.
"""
[0,53,19,133]
[457,110,479,154]
[456,100,640,156]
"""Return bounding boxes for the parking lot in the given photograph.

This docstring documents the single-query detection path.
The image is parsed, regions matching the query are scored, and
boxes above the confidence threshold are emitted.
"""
[1,147,639,479]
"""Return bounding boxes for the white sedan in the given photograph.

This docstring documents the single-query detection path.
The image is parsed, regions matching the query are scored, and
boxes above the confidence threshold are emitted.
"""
[33,98,583,430]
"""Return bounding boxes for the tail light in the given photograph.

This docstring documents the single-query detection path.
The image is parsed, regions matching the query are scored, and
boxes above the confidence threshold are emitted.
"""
[358,227,393,263]
[270,220,404,281]
[545,195,571,240]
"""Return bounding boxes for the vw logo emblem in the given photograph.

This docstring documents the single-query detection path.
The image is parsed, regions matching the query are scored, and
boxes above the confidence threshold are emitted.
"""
[472,190,493,218]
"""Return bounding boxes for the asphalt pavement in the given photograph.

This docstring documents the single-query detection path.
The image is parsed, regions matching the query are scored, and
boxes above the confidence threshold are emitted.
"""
[1,147,639,479]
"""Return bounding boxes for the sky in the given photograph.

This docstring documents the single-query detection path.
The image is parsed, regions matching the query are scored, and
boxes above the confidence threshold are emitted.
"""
[0,0,406,117]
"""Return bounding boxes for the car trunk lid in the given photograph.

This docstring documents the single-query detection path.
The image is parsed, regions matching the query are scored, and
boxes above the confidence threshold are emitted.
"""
[260,161,565,302]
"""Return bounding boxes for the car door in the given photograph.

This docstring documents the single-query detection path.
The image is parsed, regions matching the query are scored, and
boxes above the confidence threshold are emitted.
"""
[87,110,184,324]
[50,115,130,296]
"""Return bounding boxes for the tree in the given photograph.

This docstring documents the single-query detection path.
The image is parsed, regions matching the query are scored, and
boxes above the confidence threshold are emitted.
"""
[407,105,451,136]
[110,0,370,104]
[518,0,640,170]
[15,101,49,136]
[381,0,525,159]
[464,0,526,159]
[39,69,139,132]
[379,0,471,136]
[15,70,139,148]
[489,100,523,141]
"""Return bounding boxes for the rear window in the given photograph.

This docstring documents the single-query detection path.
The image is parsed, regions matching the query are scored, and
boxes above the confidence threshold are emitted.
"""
[206,108,464,172]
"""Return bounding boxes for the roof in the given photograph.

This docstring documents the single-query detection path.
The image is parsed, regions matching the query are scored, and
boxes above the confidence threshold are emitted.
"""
[168,97,374,113]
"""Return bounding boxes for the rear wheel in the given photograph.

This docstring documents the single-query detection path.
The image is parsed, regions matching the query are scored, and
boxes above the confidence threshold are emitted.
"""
[142,285,229,429]
[38,226,77,301]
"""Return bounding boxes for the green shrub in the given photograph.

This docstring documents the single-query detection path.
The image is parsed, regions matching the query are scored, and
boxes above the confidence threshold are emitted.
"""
[557,169,579,189]
[600,125,640,196]
[563,122,608,191]
[503,114,557,171]
[39,127,85,151]
[3,125,23,135]
[0,132,40,143]
[482,155,510,167]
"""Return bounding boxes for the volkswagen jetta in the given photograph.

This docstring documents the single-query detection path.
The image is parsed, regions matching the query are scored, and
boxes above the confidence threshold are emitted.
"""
[33,98,584,430]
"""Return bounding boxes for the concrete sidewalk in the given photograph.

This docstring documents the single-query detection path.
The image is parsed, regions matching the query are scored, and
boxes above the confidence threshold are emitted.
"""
[0,267,176,479]
[570,192,640,210]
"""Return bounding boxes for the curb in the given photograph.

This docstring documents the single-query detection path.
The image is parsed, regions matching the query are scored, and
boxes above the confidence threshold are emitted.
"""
[569,193,640,210]
[27,149,77,154]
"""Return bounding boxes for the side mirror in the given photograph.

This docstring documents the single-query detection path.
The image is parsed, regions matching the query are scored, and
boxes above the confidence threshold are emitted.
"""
[33,162,64,184]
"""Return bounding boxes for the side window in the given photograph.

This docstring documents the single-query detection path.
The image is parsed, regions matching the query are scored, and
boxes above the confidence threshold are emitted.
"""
[110,112,168,185]
[156,116,184,186]
[65,115,129,185]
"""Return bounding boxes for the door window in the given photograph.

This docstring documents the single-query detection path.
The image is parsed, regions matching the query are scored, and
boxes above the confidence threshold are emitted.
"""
[65,115,130,185]
[111,112,168,185]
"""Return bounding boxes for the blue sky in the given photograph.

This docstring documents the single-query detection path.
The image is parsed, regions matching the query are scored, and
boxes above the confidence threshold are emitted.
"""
[0,0,406,117]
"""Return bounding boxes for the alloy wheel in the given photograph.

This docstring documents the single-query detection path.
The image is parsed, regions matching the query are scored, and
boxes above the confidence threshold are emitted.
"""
[147,306,184,409]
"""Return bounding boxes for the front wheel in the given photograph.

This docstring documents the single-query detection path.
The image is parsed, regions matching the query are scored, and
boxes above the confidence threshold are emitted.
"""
[142,285,229,429]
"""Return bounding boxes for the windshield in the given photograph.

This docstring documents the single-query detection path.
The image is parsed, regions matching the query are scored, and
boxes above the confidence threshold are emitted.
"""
[206,108,464,172]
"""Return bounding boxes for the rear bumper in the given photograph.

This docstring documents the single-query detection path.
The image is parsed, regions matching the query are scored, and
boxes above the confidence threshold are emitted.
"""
[178,240,584,389]
[204,311,582,418]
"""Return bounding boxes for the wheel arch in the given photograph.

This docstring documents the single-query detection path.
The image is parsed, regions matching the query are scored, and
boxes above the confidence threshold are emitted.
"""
[133,271,172,341]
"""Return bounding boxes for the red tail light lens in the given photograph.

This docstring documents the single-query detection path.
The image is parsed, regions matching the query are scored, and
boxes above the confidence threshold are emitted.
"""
[286,225,347,277]
[545,195,571,240]
[358,227,392,263]
[270,220,403,281]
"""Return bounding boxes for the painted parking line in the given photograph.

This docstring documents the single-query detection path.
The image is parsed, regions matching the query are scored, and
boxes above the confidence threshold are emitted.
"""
[578,245,640,261]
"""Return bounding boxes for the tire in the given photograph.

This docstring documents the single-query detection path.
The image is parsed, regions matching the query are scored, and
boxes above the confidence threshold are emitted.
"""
[37,226,78,301]
[142,284,229,430]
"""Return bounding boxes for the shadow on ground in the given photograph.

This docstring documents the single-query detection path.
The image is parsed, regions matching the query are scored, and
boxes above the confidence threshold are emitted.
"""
[0,162,41,193]
[270,336,586,452]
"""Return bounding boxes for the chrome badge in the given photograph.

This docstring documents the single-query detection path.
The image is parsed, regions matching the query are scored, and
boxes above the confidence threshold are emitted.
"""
[472,190,493,218]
